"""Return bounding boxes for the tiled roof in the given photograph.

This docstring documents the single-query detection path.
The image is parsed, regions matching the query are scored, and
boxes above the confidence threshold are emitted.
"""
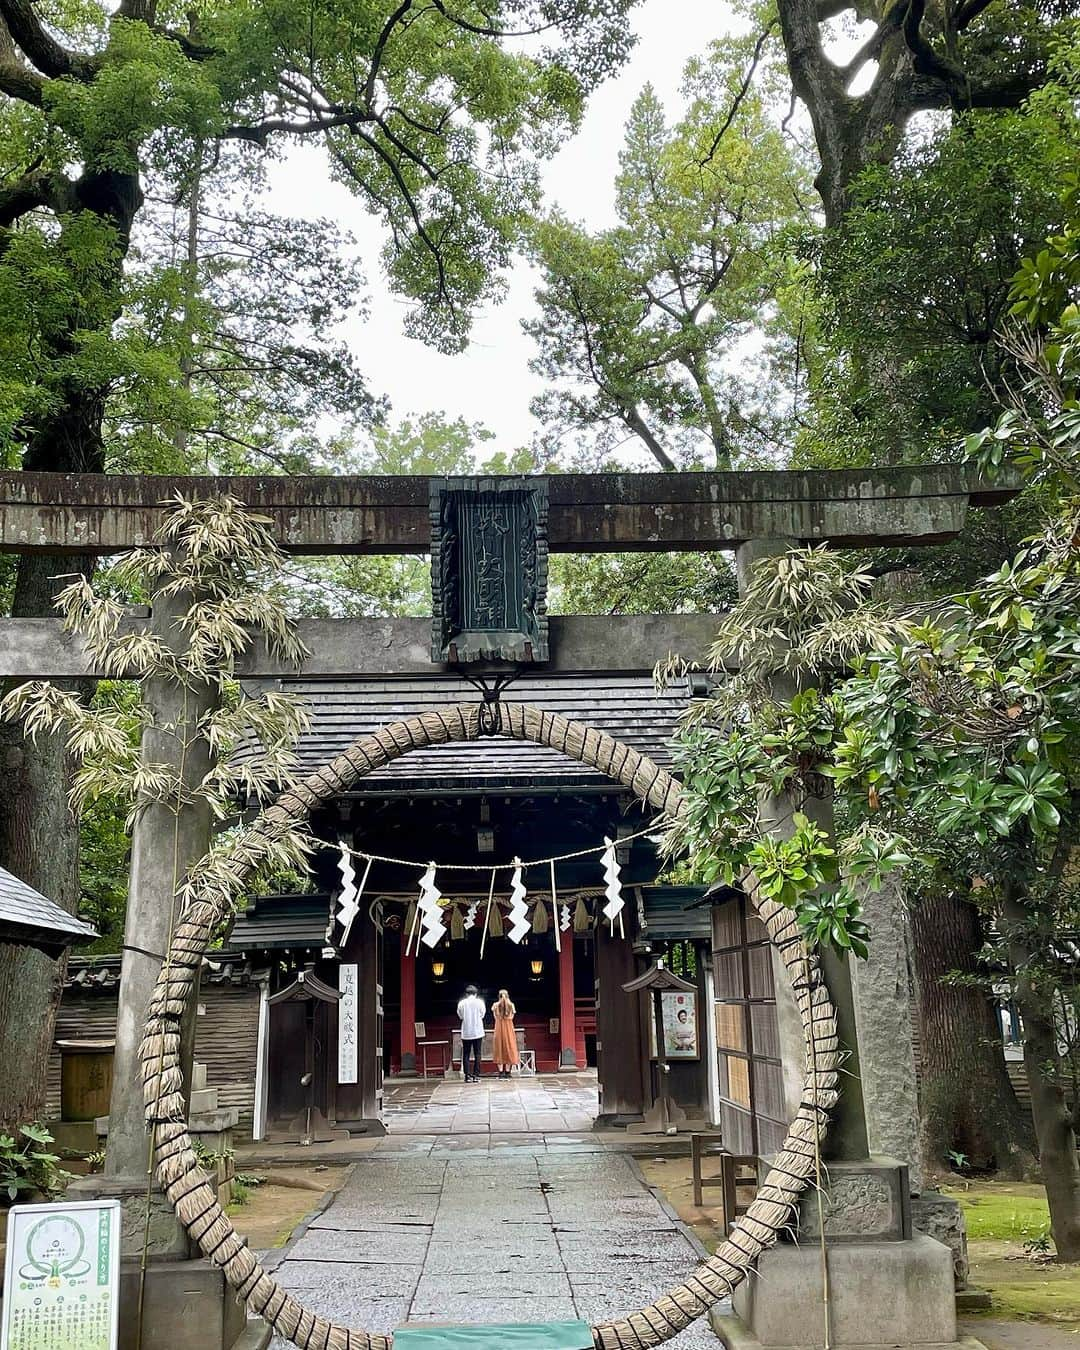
[239,672,692,794]
[63,951,251,990]
[0,865,97,957]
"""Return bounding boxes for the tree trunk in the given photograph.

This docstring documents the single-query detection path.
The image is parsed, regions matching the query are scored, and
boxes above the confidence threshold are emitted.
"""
[0,557,90,1131]
[912,889,1034,1178]
[1001,875,1080,1262]
[0,165,140,1130]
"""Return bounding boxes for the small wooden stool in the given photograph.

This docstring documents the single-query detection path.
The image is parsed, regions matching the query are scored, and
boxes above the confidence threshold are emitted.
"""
[691,1133,761,1233]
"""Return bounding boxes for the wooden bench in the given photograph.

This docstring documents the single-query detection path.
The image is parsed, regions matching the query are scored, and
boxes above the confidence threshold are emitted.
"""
[691,1133,761,1234]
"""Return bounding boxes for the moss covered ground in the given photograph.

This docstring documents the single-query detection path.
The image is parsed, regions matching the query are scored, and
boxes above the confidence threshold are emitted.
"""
[946,1181,1080,1325]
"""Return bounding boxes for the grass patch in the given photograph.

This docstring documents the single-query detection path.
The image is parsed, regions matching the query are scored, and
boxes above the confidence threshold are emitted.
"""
[943,1181,1080,1324]
[948,1182,1051,1243]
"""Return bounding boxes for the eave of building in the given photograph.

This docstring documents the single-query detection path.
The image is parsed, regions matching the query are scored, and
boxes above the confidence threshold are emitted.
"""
[237,670,694,798]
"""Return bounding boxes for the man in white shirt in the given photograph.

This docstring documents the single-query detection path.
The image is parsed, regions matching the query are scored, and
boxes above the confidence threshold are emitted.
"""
[457,984,486,1082]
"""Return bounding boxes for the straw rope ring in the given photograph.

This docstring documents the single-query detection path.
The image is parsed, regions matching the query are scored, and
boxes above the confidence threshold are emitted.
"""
[139,702,839,1350]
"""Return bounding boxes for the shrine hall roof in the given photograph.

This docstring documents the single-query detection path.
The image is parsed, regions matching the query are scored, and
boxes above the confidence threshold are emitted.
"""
[243,672,693,795]
[0,864,98,958]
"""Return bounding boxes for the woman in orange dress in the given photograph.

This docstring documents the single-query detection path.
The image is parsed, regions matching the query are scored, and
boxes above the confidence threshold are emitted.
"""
[492,989,520,1079]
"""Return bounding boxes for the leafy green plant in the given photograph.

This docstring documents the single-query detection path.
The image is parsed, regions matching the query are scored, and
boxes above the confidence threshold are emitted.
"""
[0,1126,72,1203]
[1023,1229,1053,1259]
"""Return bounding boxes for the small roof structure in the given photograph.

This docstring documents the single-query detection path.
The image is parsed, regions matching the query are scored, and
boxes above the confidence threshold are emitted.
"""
[0,864,97,958]
[230,893,331,953]
[621,960,697,995]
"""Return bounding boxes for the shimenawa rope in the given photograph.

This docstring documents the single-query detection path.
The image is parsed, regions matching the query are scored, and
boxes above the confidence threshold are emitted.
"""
[138,702,839,1350]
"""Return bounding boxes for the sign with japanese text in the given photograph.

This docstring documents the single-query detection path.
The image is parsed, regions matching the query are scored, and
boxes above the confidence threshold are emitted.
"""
[430,477,549,664]
[1,1198,119,1350]
[338,963,359,1084]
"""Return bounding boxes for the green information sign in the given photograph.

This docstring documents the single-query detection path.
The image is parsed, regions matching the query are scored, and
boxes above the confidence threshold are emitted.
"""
[1,1199,120,1350]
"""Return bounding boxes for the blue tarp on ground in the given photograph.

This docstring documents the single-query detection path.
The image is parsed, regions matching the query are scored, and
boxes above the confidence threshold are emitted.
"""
[393,1323,594,1350]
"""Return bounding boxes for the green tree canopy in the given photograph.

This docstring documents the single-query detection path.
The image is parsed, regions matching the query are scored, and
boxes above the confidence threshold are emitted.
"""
[526,41,809,469]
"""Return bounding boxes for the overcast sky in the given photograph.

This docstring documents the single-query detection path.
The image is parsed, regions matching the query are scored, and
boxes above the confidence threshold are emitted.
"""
[265,2,740,461]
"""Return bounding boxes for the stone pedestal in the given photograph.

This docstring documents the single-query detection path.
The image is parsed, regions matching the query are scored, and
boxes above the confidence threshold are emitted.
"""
[711,1236,969,1350]
[117,1257,247,1350]
[711,1162,978,1350]
[796,1158,911,1243]
[912,1192,970,1291]
[67,1174,191,1259]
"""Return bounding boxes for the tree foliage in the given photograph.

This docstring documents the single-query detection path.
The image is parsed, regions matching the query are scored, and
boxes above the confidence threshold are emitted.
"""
[526,40,808,469]
[0,0,635,486]
[671,197,1080,1252]
[797,110,1075,471]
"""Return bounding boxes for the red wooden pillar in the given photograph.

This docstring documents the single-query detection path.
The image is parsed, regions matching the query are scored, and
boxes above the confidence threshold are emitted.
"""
[400,947,417,1075]
[558,933,578,1070]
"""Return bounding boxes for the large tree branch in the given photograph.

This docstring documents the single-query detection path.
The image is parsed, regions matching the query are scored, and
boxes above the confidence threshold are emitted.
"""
[0,15,42,103]
[366,0,413,107]
[699,22,776,168]
[0,0,95,79]
[839,0,908,78]
[903,0,966,94]
[0,166,48,226]
[620,403,676,471]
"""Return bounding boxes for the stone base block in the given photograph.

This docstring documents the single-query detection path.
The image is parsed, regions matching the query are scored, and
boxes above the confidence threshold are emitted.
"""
[912,1191,969,1290]
[710,1314,986,1350]
[67,1174,191,1259]
[118,1257,247,1350]
[191,1106,240,1135]
[46,1119,100,1153]
[797,1157,911,1242]
[190,1086,220,1113]
[720,1235,958,1348]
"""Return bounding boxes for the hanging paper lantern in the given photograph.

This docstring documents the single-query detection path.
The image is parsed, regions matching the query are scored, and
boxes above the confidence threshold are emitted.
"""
[531,900,549,935]
[601,837,624,934]
[507,861,530,944]
[573,896,591,933]
[451,903,465,942]
[417,863,445,949]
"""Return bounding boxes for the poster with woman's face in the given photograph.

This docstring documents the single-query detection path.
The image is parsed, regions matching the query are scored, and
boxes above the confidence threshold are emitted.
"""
[661,990,699,1059]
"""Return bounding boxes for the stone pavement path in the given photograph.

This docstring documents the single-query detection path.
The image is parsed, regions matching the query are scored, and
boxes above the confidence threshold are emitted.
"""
[961,1318,1080,1349]
[384,1072,599,1134]
[267,1139,721,1347]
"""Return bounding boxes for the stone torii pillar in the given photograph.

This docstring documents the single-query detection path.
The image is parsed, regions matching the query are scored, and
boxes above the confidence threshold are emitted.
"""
[67,584,237,1350]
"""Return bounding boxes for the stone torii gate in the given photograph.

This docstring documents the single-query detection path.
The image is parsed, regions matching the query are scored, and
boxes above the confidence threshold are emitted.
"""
[0,464,1012,1350]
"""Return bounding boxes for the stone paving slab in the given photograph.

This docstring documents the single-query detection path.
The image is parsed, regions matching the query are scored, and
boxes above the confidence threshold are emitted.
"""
[288,1228,431,1264]
[265,1138,721,1348]
[422,1242,566,1276]
[408,1296,582,1323]
[270,1297,411,1346]
[414,1271,572,1301]
[274,1260,420,1298]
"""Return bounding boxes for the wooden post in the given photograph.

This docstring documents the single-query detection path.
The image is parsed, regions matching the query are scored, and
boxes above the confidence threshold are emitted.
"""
[558,931,578,1070]
[400,947,417,1076]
